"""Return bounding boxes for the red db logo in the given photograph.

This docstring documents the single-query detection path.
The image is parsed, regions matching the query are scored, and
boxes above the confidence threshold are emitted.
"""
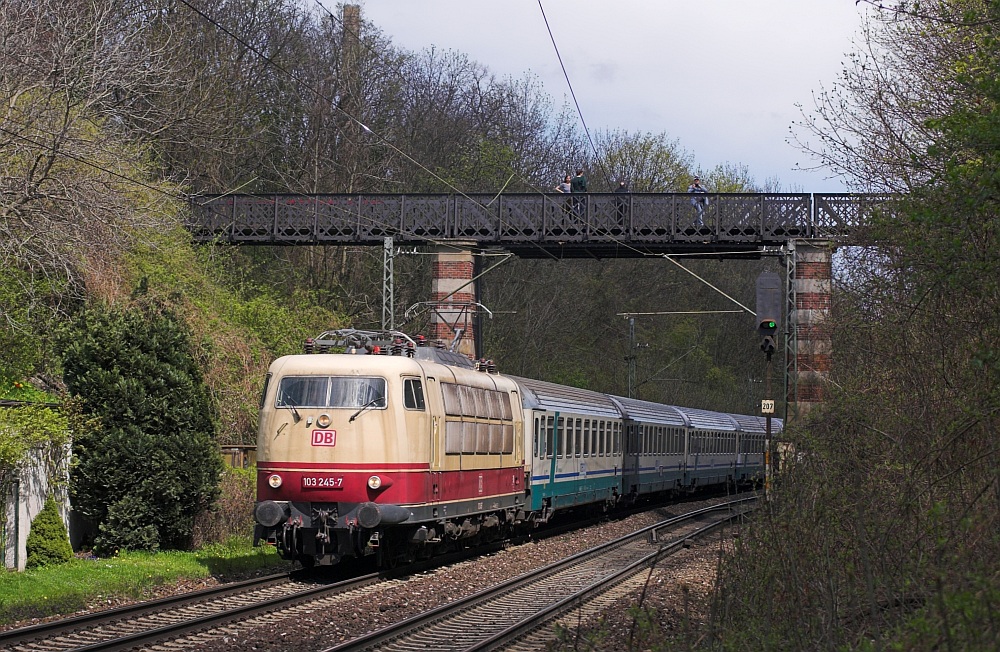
[311,430,337,446]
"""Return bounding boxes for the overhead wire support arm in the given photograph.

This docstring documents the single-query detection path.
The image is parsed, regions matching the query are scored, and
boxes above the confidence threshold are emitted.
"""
[617,311,745,317]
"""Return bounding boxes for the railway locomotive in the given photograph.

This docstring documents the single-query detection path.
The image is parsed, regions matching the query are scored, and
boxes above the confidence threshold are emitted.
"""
[253,329,779,567]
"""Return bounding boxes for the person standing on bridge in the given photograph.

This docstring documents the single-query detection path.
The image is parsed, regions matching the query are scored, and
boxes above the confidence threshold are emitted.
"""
[688,176,708,227]
[570,168,588,216]
[613,179,630,228]
[554,174,572,214]
[554,174,571,194]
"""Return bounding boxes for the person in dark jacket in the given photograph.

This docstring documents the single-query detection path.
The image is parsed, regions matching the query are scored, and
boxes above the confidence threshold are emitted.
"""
[613,179,630,227]
[688,176,708,226]
[570,168,588,215]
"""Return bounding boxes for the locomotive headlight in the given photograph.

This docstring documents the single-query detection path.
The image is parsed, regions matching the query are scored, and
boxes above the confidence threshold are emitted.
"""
[367,475,382,490]
[317,413,332,428]
[267,474,283,489]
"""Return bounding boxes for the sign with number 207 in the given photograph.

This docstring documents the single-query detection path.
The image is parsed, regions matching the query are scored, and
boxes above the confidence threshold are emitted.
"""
[761,400,775,414]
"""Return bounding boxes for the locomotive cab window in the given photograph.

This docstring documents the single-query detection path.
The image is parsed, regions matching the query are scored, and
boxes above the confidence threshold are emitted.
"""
[260,373,272,410]
[403,378,425,410]
[276,376,386,409]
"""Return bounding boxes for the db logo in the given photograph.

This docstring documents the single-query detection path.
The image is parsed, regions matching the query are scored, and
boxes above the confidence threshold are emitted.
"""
[311,430,337,446]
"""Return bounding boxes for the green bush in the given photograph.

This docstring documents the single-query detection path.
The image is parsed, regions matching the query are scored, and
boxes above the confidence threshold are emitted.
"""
[25,496,73,568]
[93,494,160,557]
[60,300,222,553]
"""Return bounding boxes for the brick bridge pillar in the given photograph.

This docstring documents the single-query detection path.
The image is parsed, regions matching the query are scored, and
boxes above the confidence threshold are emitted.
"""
[786,240,834,422]
[431,244,477,358]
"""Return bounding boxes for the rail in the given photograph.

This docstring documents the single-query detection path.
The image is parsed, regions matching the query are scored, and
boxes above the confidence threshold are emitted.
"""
[320,496,756,652]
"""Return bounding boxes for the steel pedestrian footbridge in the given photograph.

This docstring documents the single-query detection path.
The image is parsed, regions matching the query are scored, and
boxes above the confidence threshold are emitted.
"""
[188,192,889,257]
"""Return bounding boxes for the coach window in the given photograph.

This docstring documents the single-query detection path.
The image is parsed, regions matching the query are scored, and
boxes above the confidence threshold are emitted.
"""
[574,419,582,457]
[442,383,462,415]
[473,387,488,418]
[546,416,555,459]
[403,378,425,410]
[583,420,591,456]
[557,417,566,458]
[533,417,540,458]
[485,390,501,419]
[501,393,515,420]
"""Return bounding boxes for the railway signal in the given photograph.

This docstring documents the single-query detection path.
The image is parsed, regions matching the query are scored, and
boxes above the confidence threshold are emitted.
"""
[755,272,782,355]
[755,271,783,498]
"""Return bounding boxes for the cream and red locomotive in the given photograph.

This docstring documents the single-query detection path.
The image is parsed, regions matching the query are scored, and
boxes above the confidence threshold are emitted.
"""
[253,329,777,567]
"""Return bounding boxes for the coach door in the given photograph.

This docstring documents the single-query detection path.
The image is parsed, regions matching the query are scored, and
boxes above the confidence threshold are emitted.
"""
[622,421,641,497]
[424,376,444,503]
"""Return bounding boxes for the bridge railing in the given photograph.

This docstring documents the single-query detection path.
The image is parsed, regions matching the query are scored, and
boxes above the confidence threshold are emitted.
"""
[189,193,894,245]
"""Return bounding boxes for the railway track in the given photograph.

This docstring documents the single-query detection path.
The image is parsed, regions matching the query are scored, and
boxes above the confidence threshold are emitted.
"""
[319,496,755,652]
[0,569,379,652]
[0,518,586,652]
[0,494,746,652]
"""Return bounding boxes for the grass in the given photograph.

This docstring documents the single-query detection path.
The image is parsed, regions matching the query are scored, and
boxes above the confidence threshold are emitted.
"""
[0,537,289,626]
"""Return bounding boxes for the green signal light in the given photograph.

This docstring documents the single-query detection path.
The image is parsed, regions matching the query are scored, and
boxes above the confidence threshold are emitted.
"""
[765,320,776,328]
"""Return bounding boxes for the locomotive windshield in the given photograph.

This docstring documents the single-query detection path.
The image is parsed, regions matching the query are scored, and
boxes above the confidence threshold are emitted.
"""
[276,376,386,409]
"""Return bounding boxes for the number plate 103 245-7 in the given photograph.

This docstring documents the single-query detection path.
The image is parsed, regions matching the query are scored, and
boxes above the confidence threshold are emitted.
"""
[301,476,344,490]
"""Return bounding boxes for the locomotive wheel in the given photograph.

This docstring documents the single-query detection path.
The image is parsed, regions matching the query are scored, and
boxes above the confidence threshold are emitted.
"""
[379,545,399,569]
[377,532,406,569]
[297,554,316,569]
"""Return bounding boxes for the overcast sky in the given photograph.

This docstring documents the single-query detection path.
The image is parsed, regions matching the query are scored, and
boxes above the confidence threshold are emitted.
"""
[352,1,870,193]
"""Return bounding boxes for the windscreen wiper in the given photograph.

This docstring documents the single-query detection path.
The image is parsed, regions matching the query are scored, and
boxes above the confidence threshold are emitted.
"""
[349,396,384,422]
[282,393,302,423]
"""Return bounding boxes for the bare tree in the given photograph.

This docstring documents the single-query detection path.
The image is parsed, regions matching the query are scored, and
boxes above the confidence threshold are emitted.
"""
[1,0,182,306]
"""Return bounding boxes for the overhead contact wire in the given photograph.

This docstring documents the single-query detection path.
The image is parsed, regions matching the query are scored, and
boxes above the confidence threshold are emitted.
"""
[537,0,612,187]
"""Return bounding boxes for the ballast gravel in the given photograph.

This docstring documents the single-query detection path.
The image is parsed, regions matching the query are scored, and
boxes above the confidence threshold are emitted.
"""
[2,495,735,651]
[183,495,733,652]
